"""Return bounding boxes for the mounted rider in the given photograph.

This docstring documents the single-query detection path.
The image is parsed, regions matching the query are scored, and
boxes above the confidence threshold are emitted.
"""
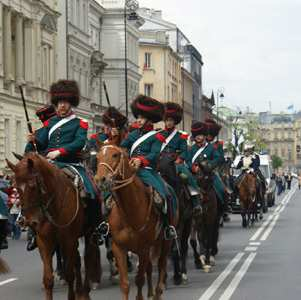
[205,118,232,221]
[120,95,177,240]
[235,144,267,196]
[160,102,202,215]
[187,122,225,203]
[25,80,101,250]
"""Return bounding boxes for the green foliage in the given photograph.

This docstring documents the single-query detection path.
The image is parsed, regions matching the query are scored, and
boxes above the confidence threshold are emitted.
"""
[271,155,283,169]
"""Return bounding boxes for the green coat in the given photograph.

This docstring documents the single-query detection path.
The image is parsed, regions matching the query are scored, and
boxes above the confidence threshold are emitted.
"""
[88,132,108,149]
[24,114,97,199]
[120,127,171,200]
[187,143,225,202]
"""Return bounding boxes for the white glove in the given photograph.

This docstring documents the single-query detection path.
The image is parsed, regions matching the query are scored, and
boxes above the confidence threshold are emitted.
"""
[46,150,61,160]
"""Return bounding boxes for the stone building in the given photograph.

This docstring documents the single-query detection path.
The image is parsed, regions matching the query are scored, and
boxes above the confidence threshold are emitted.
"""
[0,0,59,171]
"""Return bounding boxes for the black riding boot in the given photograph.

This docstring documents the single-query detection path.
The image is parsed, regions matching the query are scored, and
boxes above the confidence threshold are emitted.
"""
[27,227,37,251]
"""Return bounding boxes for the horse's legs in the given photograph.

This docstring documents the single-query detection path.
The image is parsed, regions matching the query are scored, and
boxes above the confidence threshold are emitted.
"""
[146,261,154,298]
[75,249,83,295]
[38,236,55,300]
[112,242,129,300]
[135,251,149,300]
[190,224,202,269]
[61,241,78,300]
[181,219,192,281]
[154,241,170,300]
[55,246,65,280]
[171,239,182,285]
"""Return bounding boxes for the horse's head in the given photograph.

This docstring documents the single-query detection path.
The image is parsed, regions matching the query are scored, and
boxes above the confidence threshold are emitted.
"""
[95,145,133,190]
[196,159,214,189]
[6,153,48,228]
[158,154,177,186]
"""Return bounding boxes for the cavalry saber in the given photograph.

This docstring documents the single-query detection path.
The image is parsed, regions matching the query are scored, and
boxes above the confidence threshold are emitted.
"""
[19,85,37,151]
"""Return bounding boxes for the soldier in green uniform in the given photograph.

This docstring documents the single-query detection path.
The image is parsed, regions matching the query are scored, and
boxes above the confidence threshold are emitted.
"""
[120,95,177,240]
[186,122,225,202]
[25,80,101,249]
[160,102,202,215]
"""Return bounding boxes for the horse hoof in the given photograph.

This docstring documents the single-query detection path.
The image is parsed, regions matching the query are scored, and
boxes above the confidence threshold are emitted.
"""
[203,265,211,273]
[173,274,182,286]
[194,259,202,269]
[182,273,188,284]
[210,256,216,266]
[199,255,206,267]
[91,282,99,290]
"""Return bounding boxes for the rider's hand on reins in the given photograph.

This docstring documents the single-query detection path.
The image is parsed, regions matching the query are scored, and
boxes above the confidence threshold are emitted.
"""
[27,132,36,143]
[46,150,61,160]
[130,158,141,169]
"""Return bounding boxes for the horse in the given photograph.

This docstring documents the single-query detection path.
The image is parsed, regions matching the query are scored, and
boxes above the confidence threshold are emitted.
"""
[6,153,99,300]
[190,160,219,273]
[158,154,193,285]
[237,170,258,228]
[95,145,178,300]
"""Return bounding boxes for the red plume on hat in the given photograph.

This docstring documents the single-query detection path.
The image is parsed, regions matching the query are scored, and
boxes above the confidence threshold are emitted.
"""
[205,118,222,137]
[191,122,208,137]
[131,95,164,123]
[50,80,80,107]
[102,107,128,129]
[164,102,183,125]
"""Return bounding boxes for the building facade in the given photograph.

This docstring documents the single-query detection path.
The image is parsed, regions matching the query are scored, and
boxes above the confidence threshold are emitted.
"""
[99,0,143,119]
[181,68,194,132]
[0,0,59,171]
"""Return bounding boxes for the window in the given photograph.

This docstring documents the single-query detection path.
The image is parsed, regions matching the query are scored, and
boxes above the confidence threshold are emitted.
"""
[144,84,153,97]
[16,120,22,153]
[4,119,10,157]
[144,53,152,69]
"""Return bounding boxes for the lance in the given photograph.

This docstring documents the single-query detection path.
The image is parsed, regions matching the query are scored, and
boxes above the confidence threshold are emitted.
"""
[19,86,37,151]
[103,81,117,128]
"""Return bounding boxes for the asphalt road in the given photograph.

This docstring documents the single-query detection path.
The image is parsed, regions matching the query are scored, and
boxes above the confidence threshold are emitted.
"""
[0,184,300,300]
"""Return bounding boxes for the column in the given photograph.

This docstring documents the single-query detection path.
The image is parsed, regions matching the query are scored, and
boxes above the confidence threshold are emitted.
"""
[16,14,24,83]
[3,7,12,81]
[0,3,4,78]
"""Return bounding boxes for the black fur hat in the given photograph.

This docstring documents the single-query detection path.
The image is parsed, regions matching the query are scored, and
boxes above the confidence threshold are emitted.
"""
[102,107,128,129]
[164,102,183,125]
[205,118,222,137]
[131,95,164,123]
[35,105,56,123]
[191,122,208,137]
[50,80,80,107]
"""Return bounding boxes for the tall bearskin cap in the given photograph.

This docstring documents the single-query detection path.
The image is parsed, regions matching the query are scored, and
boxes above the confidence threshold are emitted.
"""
[36,105,56,123]
[131,95,164,123]
[102,107,128,129]
[205,118,222,137]
[50,80,80,107]
[191,122,208,138]
[164,102,183,125]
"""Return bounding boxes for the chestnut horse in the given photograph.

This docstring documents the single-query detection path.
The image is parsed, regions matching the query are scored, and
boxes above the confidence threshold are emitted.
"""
[96,145,178,300]
[6,153,98,300]
[238,171,257,228]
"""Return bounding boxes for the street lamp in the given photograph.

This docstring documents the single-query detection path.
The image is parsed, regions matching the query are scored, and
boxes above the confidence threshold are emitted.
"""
[216,88,224,140]
[124,0,139,117]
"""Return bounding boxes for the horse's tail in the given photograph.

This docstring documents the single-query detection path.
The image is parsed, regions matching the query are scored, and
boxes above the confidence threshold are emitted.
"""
[0,257,10,274]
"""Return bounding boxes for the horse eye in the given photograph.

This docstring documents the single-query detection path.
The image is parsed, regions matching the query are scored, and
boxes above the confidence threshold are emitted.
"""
[113,153,119,159]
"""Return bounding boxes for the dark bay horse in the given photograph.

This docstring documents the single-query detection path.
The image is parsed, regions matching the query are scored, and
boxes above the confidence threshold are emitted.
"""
[238,171,257,228]
[158,154,193,285]
[96,145,178,300]
[190,161,219,273]
[6,153,99,300]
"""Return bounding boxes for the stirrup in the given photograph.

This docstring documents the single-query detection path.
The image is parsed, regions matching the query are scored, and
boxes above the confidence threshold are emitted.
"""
[97,222,110,237]
[164,225,177,240]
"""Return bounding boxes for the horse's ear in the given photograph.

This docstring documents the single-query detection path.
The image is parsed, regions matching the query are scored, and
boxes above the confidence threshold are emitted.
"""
[12,152,23,161]
[27,158,35,173]
[6,159,16,172]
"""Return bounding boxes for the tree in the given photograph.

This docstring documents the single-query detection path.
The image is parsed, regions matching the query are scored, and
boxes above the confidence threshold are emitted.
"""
[272,155,283,170]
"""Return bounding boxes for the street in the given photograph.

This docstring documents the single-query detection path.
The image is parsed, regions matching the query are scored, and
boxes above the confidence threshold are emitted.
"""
[0,185,299,300]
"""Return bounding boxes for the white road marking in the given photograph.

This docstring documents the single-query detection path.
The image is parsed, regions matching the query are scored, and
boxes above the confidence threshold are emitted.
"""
[260,214,280,241]
[218,252,257,300]
[249,242,260,246]
[0,278,18,286]
[198,252,244,300]
[244,246,258,252]
[249,214,274,241]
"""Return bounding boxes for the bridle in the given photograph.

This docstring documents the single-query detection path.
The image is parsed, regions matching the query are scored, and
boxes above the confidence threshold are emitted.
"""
[98,145,135,191]
[19,169,79,229]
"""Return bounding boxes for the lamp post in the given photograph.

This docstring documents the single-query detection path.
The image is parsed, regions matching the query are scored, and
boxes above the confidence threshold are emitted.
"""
[216,88,224,140]
[124,0,139,117]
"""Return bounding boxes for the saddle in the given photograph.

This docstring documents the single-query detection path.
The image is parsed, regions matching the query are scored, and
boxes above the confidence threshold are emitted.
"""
[61,166,86,200]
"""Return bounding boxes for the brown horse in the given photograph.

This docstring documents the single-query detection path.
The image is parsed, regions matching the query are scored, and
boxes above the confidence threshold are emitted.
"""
[6,153,98,300]
[96,145,178,300]
[238,171,257,228]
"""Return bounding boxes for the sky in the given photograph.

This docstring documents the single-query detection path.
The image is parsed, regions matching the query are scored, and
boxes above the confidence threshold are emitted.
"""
[138,0,301,113]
